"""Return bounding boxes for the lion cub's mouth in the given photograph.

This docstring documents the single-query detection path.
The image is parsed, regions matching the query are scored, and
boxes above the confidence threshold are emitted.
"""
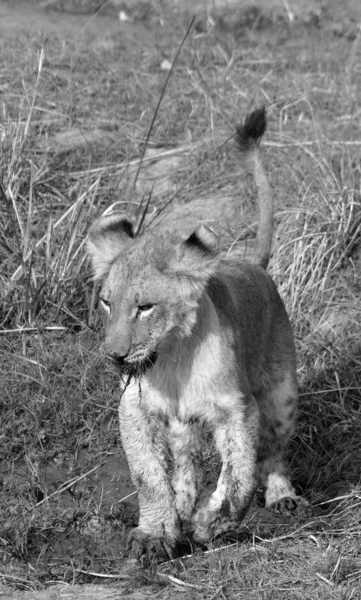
[110,351,158,379]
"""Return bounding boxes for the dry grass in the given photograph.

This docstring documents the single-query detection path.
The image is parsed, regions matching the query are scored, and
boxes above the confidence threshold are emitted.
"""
[1,0,361,598]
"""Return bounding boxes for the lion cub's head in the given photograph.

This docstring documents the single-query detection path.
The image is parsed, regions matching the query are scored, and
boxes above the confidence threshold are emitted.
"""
[87,213,219,377]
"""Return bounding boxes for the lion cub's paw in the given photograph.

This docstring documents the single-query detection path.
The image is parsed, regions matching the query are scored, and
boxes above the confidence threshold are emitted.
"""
[265,473,309,516]
[127,527,179,564]
[191,502,238,543]
[270,494,309,516]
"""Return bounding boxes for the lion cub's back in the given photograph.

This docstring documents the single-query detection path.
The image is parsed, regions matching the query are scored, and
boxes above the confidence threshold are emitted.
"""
[210,259,285,324]
[207,260,296,384]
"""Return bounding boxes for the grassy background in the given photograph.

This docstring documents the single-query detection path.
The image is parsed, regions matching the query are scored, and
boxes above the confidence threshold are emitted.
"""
[1,0,361,597]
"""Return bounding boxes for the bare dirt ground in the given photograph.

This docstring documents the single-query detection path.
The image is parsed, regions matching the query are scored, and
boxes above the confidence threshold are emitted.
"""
[1,0,361,598]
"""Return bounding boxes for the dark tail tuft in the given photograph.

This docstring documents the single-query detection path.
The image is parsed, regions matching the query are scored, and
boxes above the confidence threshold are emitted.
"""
[235,107,267,151]
[234,106,273,270]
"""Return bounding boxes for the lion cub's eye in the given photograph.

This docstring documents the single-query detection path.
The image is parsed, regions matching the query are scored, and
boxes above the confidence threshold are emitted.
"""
[99,297,111,314]
[139,304,153,311]
[136,304,154,317]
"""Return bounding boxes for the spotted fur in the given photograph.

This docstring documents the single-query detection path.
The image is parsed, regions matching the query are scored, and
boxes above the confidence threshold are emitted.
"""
[87,108,303,560]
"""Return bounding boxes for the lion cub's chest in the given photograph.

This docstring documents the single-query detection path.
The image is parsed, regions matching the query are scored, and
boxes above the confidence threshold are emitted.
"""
[122,331,242,425]
[144,378,237,424]
[123,377,241,427]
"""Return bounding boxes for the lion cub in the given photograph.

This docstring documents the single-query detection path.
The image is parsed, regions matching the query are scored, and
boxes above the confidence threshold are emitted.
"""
[87,108,301,561]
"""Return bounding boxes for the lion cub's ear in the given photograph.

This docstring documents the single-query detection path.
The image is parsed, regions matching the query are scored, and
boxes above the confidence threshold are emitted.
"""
[87,213,134,280]
[174,225,219,283]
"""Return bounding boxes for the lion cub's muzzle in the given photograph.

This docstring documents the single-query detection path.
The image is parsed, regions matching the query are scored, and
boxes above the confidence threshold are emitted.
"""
[106,350,158,379]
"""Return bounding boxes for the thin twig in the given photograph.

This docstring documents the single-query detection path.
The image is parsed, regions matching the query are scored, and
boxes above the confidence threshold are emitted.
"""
[265,140,361,147]
[254,521,322,543]
[160,541,239,566]
[316,572,334,587]
[75,569,130,579]
[70,0,114,43]
[127,16,196,211]
[135,189,154,236]
[0,326,66,334]
[158,573,202,590]
[0,573,31,584]
[299,387,361,397]
[70,145,193,177]
[111,491,137,506]
[314,492,361,507]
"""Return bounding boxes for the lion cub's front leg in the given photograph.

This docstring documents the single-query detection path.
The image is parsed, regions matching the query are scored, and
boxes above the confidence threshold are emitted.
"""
[192,395,259,542]
[119,384,182,561]
[169,419,203,526]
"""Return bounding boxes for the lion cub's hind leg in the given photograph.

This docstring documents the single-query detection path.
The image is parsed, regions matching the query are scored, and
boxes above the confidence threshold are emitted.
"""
[169,419,203,526]
[257,370,305,512]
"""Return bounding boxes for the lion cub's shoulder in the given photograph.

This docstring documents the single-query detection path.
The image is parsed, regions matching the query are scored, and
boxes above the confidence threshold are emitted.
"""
[206,258,284,329]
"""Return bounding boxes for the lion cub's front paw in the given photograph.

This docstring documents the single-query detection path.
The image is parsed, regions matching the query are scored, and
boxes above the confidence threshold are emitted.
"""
[191,501,238,543]
[127,527,179,564]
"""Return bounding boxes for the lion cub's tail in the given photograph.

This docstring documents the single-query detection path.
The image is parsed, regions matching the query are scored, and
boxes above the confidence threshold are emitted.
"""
[236,107,273,270]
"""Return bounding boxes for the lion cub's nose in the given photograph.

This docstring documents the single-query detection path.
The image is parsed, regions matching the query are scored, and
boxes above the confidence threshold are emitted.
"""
[106,350,128,364]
